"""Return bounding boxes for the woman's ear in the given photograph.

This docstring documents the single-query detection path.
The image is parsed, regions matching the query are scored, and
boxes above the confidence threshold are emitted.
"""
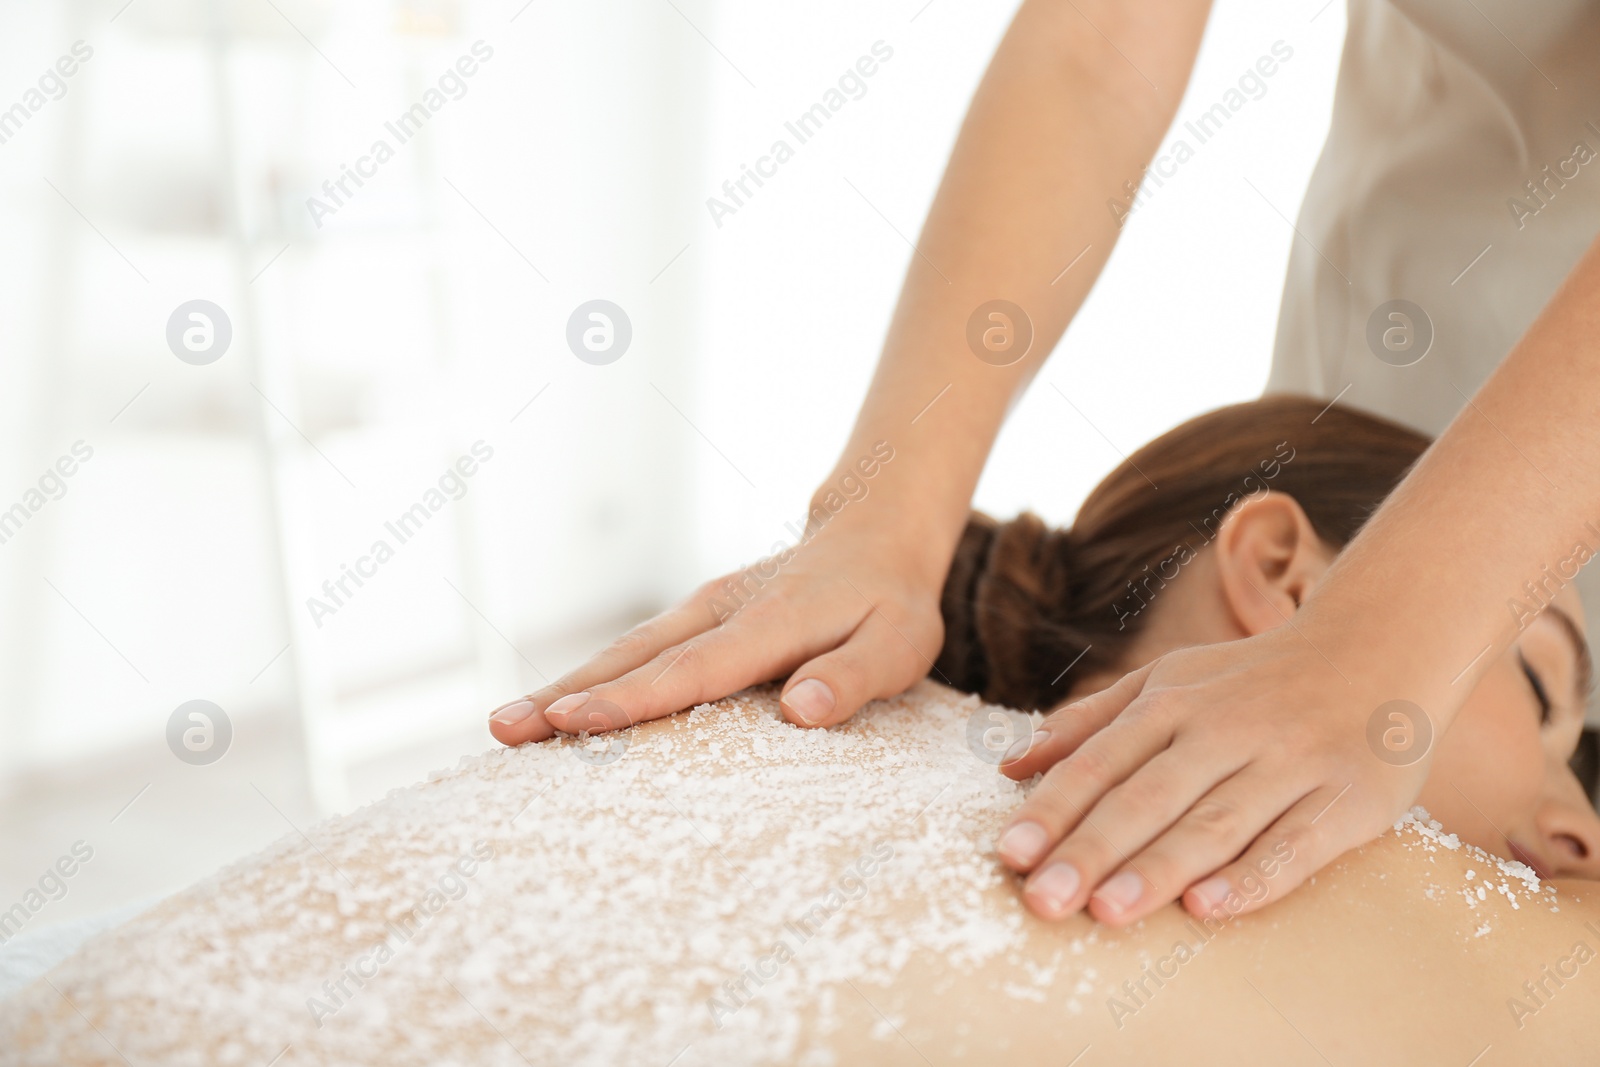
[1210,492,1332,637]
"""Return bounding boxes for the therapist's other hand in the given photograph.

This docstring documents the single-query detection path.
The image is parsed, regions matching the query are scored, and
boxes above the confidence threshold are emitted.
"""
[993,627,1431,927]
[485,520,948,746]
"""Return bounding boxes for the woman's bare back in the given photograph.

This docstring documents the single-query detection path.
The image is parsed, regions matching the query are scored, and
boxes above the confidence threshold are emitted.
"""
[4,682,1597,1065]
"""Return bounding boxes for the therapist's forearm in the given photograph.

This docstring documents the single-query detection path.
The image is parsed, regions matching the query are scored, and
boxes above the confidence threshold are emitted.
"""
[1304,232,1600,715]
[818,0,1213,583]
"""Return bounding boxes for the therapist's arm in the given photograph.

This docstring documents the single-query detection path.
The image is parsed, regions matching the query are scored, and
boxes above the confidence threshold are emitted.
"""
[489,0,1215,743]
[999,231,1600,926]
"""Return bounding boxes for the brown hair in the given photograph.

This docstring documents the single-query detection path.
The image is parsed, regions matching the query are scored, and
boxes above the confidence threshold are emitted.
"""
[933,395,1432,711]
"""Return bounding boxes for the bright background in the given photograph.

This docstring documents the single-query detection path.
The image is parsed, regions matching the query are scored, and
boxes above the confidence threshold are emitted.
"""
[0,0,1347,925]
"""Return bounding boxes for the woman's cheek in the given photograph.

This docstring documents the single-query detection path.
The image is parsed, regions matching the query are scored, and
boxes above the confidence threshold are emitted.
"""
[1413,670,1543,851]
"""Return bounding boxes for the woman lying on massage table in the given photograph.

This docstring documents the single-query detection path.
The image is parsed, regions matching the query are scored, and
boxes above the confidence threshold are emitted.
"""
[5,396,1599,1066]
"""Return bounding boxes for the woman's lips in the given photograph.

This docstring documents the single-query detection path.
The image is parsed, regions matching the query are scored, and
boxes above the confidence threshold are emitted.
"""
[1508,840,1553,880]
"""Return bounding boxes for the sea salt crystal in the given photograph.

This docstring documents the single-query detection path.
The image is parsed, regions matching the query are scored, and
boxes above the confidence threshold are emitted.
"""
[0,682,1097,1067]
[1393,806,1549,931]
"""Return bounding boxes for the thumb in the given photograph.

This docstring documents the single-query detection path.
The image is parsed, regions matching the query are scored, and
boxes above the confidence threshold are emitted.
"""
[779,610,935,728]
[999,658,1158,778]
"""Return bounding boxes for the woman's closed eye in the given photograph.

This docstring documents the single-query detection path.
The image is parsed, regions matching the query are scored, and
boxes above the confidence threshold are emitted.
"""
[1520,653,1553,725]
[1519,607,1592,766]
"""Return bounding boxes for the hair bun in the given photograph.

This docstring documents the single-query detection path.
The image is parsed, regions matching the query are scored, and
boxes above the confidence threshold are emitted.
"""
[935,511,1076,710]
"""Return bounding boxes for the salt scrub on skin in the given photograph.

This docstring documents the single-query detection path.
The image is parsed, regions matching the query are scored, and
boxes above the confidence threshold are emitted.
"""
[0,682,1112,1067]
[1389,807,1560,932]
[11,694,1574,1066]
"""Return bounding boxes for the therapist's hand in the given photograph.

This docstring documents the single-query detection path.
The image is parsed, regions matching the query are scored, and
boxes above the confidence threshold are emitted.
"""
[484,515,949,746]
[993,624,1436,927]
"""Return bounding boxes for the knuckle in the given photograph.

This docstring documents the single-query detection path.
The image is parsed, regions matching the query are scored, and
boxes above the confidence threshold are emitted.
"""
[696,573,759,615]
[1260,831,1312,876]
[652,640,703,680]
[1043,697,1083,720]
[881,637,929,683]
[891,603,943,649]
[876,653,929,699]
[738,584,796,623]
[1286,729,1327,762]
[691,574,732,604]
[1128,688,1178,725]
[538,678,582,703]
[888,654,932,695]
[1062,746,1115,793]
[718,567,764,599]
[816,657,866,704]
[1184,797,1241,840]
[726,567,798,611]
[1110,772,1171,815]
[1264,828,1308,871]
[1040,701,1094,738]
[604,625,656,661]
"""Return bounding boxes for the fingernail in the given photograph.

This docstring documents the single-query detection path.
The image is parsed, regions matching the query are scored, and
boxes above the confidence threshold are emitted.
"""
[1188,876,1230,913]
[1026,862,1081,916]
[489,699,535,725]
[783,678,834,725]
[1091,871,1144,917]
[1002,729,1048,765]
[997,821,1049,867]
[544,692,592,721]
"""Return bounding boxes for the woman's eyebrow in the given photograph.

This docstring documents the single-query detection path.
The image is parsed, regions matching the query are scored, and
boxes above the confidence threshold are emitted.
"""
[1546,606,1594,704]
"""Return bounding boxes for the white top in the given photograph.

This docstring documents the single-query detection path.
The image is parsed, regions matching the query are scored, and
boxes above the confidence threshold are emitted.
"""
[1268,0,1600,709]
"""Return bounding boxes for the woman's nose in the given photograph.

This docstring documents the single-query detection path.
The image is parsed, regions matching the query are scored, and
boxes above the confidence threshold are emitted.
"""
[1537,777,1600,881]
